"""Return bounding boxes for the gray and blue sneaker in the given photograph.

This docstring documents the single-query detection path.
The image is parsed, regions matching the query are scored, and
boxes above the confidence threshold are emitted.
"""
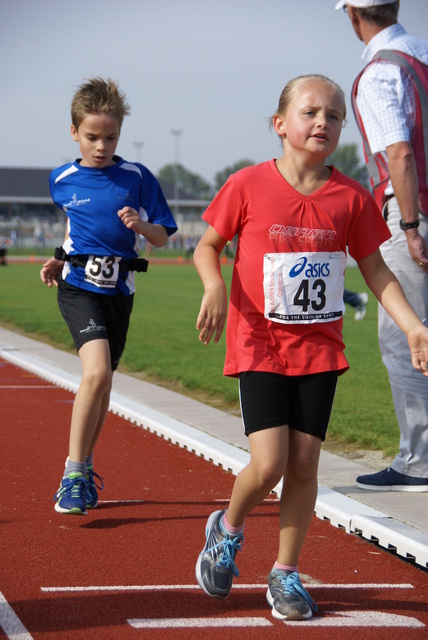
[266,568,317,620]
[54,472,90,515]
[196,509,243,599]
[86,464,104,509]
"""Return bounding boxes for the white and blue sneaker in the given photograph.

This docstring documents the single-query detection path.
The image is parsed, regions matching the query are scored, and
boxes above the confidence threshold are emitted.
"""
[54,472,90,515]
[267,568,317,620]
[196,509,243,599]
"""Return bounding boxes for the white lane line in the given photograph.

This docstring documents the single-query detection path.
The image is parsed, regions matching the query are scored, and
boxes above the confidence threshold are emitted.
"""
[285,611,425,628]
[0,592,33,640]
[40,583,414,593]
[0,385,55,389]
[128,617,272,629]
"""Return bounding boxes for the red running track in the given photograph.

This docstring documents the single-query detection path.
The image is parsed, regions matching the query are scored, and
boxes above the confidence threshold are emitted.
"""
[1,357,427,640]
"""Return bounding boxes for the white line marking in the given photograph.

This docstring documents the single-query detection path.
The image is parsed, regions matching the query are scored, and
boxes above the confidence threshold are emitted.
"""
[98,500,146,505]
[0,592,33,639]
[128,617,272,629]
[285,611,425,628]
[40,583,414,593]
[0,385,54,389]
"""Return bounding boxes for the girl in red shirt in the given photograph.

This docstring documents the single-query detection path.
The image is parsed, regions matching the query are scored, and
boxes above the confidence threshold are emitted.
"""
[194,74,428,620]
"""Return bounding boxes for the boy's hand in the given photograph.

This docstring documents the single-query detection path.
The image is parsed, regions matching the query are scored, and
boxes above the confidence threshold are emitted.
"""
[196,282,227,345]
[118,206,141,231]
[40,257,64,288]
[407,324,428,377]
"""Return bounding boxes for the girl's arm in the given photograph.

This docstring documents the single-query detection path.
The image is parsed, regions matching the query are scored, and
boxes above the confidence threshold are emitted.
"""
[193,225,229,345]
[357,248,428,376]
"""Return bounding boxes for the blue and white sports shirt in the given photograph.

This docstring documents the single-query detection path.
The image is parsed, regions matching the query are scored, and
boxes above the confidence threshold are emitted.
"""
[50,156,177,295]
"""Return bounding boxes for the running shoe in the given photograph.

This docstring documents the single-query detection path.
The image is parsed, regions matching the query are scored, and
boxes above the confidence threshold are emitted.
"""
[86,463,104,508]
[356,466,428,492]
[195,509,243,599]
[54,472,90,515]
[354,292,368,321]
[266,568,317,620]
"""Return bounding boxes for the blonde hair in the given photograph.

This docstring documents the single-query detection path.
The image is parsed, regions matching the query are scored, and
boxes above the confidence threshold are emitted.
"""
[270,74,347,125]
[71,77,131,130]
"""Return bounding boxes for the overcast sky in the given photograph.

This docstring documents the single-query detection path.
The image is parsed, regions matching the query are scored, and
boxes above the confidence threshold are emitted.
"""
[1,0,427,183]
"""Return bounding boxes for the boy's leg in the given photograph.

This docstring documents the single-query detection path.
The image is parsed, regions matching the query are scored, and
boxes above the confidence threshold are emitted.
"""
[68,338,113,463]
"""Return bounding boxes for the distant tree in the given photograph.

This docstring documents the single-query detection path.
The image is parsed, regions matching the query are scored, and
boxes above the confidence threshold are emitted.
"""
[214,159,255,192]
[327,143,369,188]
[157,163,213,200]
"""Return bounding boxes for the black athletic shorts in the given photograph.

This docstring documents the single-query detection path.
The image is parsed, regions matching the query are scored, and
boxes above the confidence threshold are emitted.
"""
[57,278,134,371]
[239,370,338,440]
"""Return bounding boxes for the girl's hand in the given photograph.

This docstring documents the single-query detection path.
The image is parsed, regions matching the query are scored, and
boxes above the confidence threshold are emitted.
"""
[40,257,64,288]
[407,324,428,377]
[196,282,227,345]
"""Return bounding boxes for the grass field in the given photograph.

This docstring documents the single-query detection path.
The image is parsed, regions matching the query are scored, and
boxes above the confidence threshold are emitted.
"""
[0,259,399,457]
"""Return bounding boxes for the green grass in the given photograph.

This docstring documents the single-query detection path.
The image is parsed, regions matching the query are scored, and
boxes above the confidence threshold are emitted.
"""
[0,261,399,456]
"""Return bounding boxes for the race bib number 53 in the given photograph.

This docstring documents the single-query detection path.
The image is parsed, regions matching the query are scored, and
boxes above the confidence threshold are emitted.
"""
[84,256,120,288]
[263,251,346,324]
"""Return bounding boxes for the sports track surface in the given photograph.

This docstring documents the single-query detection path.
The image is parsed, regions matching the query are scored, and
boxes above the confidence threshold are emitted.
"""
[1,358,428,640]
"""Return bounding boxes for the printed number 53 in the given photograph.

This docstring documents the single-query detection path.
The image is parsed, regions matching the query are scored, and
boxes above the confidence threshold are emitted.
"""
[89,256,116,279]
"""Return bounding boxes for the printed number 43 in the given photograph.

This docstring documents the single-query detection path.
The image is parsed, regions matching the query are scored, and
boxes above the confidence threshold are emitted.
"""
[294,279,326,312]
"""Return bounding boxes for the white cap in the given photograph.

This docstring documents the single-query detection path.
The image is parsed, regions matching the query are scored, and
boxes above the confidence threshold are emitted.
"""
[335,0,394,9]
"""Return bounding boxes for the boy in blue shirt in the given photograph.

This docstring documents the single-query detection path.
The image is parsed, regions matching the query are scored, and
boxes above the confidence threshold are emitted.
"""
[41,77,177,515]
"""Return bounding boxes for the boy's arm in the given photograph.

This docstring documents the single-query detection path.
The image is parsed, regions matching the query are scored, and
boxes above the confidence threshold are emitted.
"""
[358,249,428,376]
[117,207,168,247]
[193,225,228,345]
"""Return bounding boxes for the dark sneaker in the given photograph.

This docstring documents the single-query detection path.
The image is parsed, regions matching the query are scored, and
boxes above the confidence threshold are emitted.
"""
[356,466,428,492]
[54,472,90,515]
[195,509,243,599]
[266,569,317,621]
[86,464,104,509]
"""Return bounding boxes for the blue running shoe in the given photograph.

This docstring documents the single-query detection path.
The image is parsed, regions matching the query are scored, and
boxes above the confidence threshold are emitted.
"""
[86,464,104,509]
[54,472,89,515]
[195,509,243,599]
[266,568,317,620]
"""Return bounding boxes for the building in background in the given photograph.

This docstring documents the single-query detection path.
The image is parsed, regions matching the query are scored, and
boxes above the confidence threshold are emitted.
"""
[0,167,209,249]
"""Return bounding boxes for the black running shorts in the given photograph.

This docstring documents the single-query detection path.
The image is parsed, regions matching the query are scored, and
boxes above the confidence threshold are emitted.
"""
[239,370,338,440]
[57,278,134,371]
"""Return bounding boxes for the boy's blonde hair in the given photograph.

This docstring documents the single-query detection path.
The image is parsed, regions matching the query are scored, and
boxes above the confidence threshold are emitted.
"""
[71,77,131,130]
[271,74,347,124]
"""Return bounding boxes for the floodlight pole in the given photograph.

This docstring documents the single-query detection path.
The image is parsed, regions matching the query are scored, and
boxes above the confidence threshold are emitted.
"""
[133,141,144,163]
[171,129,183,217]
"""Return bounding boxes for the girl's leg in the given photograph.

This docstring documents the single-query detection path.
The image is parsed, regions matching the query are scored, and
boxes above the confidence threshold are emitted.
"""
[68,338,113,462]
[226,425,290,527]
[277,429,322,566]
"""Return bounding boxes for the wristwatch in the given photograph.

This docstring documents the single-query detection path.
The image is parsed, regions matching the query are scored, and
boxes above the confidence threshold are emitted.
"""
[399,219,420,231]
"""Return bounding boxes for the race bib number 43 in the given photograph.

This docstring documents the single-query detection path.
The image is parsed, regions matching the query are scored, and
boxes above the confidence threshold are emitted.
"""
[263,252,346,324]
[84,256,120,288]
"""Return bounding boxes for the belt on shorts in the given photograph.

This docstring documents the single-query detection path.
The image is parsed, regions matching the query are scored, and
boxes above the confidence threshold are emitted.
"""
[54,247,149,272]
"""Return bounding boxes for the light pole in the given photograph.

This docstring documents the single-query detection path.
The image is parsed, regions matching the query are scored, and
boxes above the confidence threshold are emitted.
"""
[170,129,183,218]
[133,141,144,163]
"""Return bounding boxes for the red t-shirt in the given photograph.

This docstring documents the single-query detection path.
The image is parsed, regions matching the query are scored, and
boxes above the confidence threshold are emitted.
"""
[202,160,391,377]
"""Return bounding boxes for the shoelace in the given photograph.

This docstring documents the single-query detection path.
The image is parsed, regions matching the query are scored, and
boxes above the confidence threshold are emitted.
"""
[87,467,104,491]
[278,572,318,612]
[215,536,243,577]
[54,476,91,502]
